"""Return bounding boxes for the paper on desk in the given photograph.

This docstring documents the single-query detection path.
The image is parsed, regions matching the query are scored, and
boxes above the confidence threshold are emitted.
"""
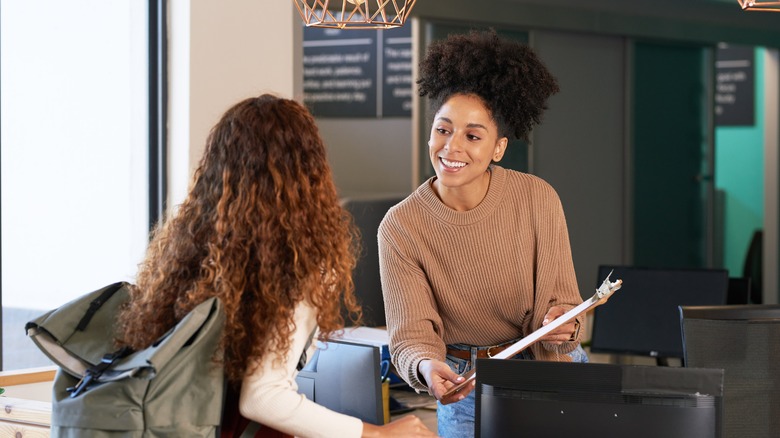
[334,326,389,347]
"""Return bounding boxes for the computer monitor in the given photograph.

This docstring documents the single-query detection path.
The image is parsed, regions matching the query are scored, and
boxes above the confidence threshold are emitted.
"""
[680,304,780,437]
[590,265,729,362]
[342,196,405,327]
[475,359,724,438]
[296,339,384,425]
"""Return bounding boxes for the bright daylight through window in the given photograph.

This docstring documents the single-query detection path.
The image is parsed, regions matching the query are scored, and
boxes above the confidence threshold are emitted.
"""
[1,1,150,370]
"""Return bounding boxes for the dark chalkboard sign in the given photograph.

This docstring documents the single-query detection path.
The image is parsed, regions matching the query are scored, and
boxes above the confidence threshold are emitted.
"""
[381,27,413,117]
[715,44,755,127]
[303,26,411,118]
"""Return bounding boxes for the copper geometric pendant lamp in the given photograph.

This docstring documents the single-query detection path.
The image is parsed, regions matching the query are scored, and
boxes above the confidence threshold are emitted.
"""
[738,0,780,11]
[292,0,418,29]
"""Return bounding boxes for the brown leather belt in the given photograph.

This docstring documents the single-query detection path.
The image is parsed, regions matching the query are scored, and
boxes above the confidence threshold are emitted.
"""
[446,343,511,361]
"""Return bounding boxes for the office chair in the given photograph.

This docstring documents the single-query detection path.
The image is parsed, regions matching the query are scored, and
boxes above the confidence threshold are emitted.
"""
[742,230,762,304]
[727,277,751,305]
[680,305,780,438]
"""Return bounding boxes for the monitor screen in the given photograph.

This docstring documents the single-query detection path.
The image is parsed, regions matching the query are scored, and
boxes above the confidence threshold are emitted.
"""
[475,359,723,438]
[590,265,728,360]
[342,196,405,327]
[296,339,384,425]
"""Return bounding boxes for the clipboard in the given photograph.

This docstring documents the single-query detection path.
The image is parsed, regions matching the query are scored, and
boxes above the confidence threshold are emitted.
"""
[442,271,623,398]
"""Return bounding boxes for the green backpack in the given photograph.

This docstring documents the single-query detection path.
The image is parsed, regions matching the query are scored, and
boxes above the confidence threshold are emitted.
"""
[26,282,226,437]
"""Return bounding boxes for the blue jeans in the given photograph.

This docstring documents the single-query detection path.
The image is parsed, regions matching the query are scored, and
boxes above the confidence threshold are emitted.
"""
[436,343,589,438]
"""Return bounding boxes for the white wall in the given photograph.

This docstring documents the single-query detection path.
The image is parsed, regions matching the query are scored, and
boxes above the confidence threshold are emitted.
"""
[319,118,413,198]
[168,1,414,206]
[168,0,303,209]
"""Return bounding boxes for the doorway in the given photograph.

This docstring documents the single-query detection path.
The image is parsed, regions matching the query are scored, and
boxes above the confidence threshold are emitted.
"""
[631,40,714,269]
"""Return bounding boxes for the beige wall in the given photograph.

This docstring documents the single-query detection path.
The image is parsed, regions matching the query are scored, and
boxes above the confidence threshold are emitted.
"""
[167,0,303,209]
[168,1,414,202]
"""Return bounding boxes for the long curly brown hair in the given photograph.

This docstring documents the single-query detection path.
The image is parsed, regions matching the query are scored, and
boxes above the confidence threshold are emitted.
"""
[417,28,559,141]
[117,94,361,383]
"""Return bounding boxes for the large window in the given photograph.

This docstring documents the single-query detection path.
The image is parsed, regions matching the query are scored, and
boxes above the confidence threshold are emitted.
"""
[1,1,153,370]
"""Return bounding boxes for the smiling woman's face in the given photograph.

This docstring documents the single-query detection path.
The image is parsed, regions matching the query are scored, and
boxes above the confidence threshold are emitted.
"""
[428,93,507,209]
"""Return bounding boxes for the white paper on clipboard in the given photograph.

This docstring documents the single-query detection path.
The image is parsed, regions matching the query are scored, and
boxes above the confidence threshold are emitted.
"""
[442,272,622,397]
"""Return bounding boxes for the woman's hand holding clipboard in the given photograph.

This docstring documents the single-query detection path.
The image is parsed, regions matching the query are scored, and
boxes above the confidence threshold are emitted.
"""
[442,272,623,398]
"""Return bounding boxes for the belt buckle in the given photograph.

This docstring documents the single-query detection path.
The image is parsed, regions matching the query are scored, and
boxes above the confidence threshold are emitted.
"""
[486,345,499,358]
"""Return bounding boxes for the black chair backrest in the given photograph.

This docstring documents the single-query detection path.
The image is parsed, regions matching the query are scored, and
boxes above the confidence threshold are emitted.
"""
[742,230,762,304]
[727,277,750,305]
[680,304,780,438]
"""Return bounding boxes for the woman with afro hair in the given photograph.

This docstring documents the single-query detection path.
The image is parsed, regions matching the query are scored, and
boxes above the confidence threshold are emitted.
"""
[117,94,436,438]
[378,29,588,437]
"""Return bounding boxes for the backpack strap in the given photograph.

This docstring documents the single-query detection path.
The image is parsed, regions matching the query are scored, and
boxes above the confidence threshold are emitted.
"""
[295,328,317,372]
[64,282,133,397]
[75,282,126,331]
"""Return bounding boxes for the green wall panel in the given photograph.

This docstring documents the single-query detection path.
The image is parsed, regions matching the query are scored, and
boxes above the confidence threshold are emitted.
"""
[715,47,765,277]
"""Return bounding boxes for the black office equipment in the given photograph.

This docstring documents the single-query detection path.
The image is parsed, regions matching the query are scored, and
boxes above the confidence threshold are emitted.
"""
[727,277,751,304]
[296,339,385,425]
[342,196,404,327]
[476,359,723,438]
[680,304,780,438]
[590,265,729,363]
[742,230,763,304]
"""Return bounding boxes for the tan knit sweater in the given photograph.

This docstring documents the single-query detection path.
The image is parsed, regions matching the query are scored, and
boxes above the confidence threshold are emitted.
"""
[378,165,584,391]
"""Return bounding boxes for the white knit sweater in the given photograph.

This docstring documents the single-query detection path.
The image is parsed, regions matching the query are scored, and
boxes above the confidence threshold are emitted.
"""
[239,300,363,438]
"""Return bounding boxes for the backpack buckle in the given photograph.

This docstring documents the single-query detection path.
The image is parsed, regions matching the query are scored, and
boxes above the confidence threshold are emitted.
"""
[67,371,95,398]
[66,347,132,398]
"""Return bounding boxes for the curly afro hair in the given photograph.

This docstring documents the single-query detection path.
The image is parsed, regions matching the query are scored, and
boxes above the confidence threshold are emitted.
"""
[417,29,559,141]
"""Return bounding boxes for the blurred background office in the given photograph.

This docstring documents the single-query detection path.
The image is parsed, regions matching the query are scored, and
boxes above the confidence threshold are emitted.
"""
[2,0,780,371]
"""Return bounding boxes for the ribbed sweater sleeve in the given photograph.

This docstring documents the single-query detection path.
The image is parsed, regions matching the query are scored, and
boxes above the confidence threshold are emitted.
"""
[378,166,584,392]
[239,300,363,438]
